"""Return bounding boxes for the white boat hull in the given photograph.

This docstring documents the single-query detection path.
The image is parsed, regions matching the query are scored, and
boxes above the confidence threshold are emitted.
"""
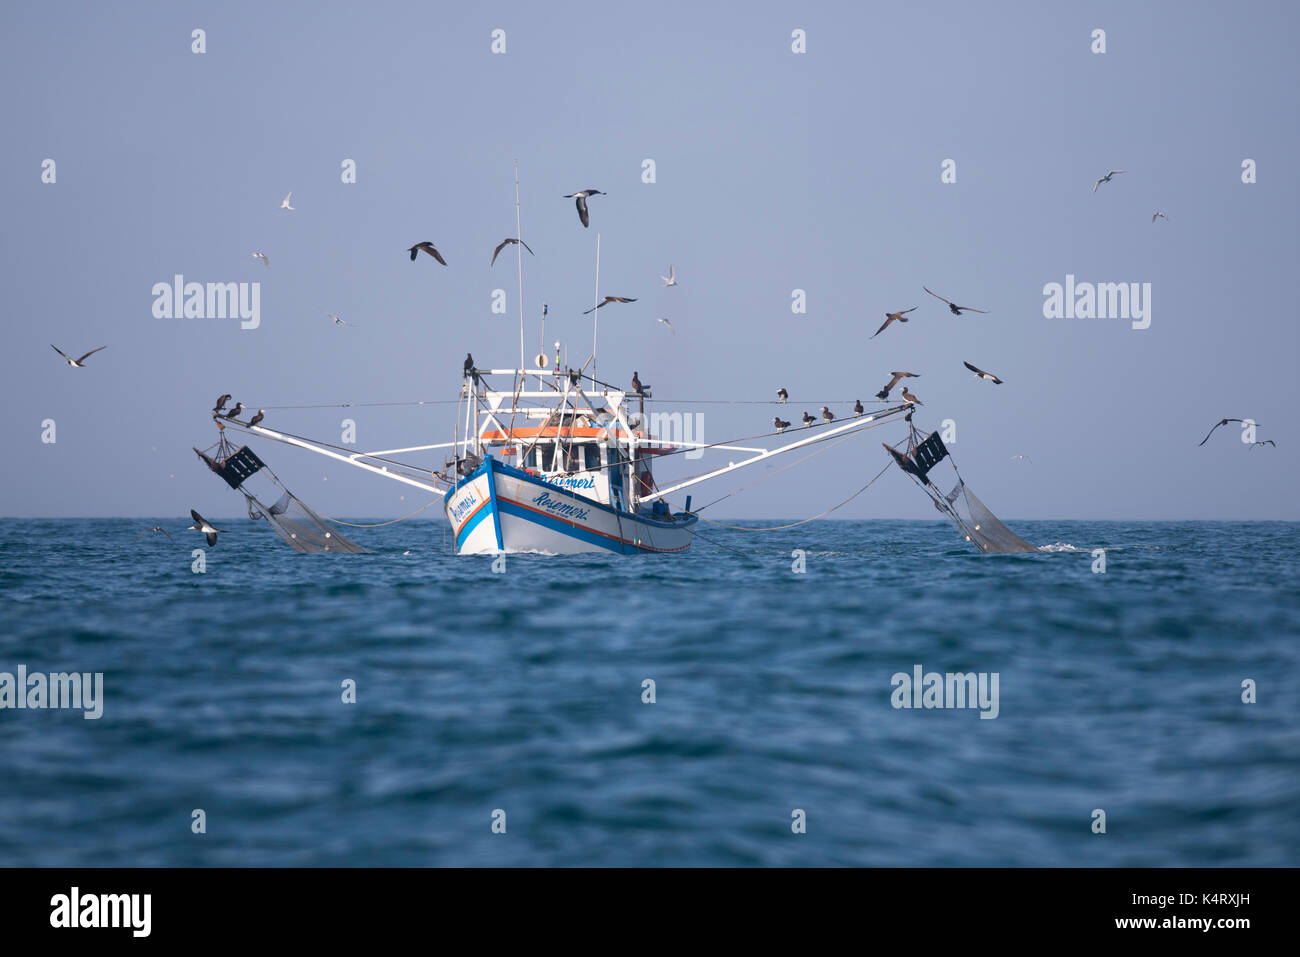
[445,457,696,555]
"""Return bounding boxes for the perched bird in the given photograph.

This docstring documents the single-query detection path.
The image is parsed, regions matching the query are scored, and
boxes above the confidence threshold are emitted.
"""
[963,361,1003,384]
[51,345,106,368]
[408,242,447,265]
[187,509,226,548]
[464,353,475,376]
[491,237,535,266]
[660,265,677,287]
[875,371,919,400]
[924,287,988,315]
[1010,454,1033,464]
[564,188,603,228]
[1152,211,1168,223]
[655,317,675,334]
[1198,418,1254,446]
[212,394,232,413]
[250,251,270,267]
[583,296,637,314]
[248,409,265,428]
[901,387,923,406]
[225,402,245,419]
[631,372,645,395]
[872,307,917,338]
[1250,440,1277,449]
[853,399,864,415]
[821,406,834,424]
[776,388,788,404]
[773,417,790,433]
[134,525,173,542]
[279,191,294,210]
[1093,169,1126,192]
[802,411,815,426]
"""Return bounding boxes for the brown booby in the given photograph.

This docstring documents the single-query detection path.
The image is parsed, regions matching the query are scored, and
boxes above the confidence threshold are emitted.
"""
[248,410,265,428]
[777,388,788,403]
[1198,418,1254,446]
[901,387,923,406]
[134,525,173,542]
[51,345,106,368]
[853,399,864,415]
[963,361,1003,384]
[821,406,834,424]
[872,307,917,338]
[773,417,790,433]
[408,242,447,265]
[213,394,232,413]
[875,371,919,400]
[563,189,603,228]
[924,287,988,315]
[583,296,637,314]
[802,411,815,426]
[187,509,226,547]
[491,237,535,266]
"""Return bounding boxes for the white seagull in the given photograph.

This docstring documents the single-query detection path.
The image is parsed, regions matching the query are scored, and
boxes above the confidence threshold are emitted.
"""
[660,265,677,287]
[1092,169,1126,193]
[280,192,294,210]
[1010,454,1032,464]
[250,251,269,267]
[656,317,675,334]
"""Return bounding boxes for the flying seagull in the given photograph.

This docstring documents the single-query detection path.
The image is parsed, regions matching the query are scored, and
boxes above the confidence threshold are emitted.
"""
[188,509,226,547]
[655,317,675,334]
[1152,211,1168,223]
[225,402,244,419]
[134,525,173,542]
[326,313,353,326]
[901,387,923,406]
[802,411,816,426]
[491,237,534,266]
[51,345,106,368]
[1093,170,1126,193]
[564,189,603,228]
[1198,418,1254,447]
[1250,440,1277,449]
[853,399,864,415]
[777,388,788,404]
[924,287,987,315]
[1010,454,1033,464]
[213,394,232,413]
[250,251,269,267]
[408,242,447,265]
[821,406,834,424]
[773,417,790,433]
[873,307,917,338]
[963,361,1003,384]
[248,409,265,428]
[280,192,294,210]
[875,371,919,400]
[583,296,637,314]
[660,265,677,287]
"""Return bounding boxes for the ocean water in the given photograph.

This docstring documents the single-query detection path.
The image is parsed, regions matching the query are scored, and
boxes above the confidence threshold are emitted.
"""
[0,518,1296,867]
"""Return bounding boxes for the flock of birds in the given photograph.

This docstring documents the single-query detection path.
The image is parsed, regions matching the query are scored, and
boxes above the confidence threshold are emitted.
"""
[46,170,1272,546]
[769,286,1004,438]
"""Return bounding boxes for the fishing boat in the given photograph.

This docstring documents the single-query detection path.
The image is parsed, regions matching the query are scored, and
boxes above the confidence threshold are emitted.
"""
[218,359,916,555]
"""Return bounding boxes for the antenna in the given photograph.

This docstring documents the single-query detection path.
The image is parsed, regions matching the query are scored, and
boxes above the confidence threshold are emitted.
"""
[514,159,525,376]
[591,232,601,389]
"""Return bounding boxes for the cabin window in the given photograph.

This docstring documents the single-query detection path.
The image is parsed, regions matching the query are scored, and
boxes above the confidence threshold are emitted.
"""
[584,444,600,471]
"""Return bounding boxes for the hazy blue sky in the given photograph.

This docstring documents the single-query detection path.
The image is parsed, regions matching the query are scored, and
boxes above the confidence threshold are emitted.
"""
[2,1,1296,520]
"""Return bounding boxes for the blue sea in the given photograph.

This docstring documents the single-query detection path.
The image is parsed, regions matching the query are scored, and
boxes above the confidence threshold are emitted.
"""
[0,518,1296,867]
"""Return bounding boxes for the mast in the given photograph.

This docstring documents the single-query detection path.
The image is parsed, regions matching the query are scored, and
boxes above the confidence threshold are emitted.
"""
[514,159,525,376]
[590,233,601,389]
